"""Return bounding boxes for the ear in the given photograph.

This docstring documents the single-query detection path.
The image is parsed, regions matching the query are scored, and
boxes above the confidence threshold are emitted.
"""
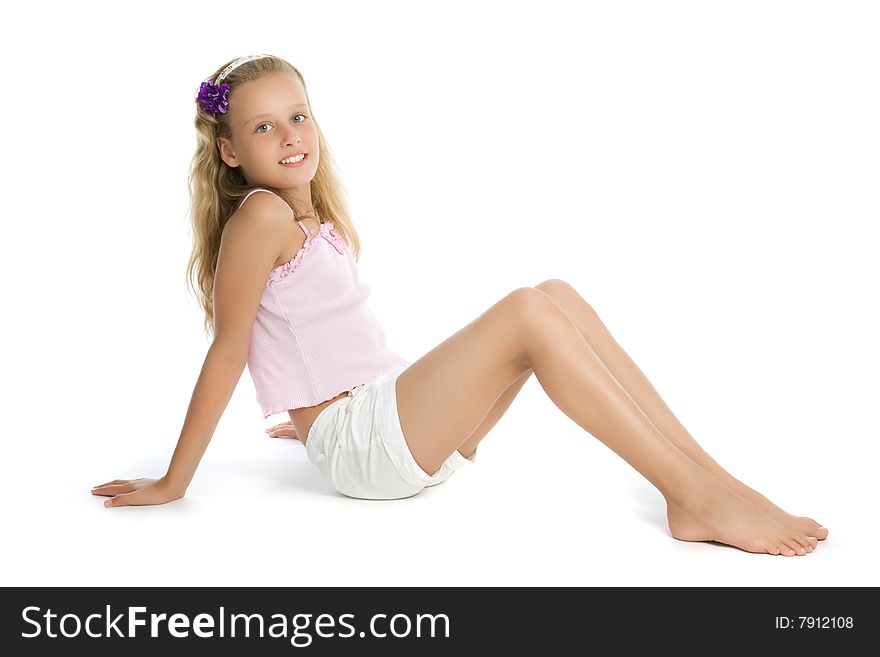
[217,137,240,168]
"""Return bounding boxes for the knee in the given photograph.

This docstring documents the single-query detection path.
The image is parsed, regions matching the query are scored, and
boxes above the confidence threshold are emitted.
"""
[499,288,569,368]
[505,286,569,326]
[534,278,593,310]
[535,278,575,298]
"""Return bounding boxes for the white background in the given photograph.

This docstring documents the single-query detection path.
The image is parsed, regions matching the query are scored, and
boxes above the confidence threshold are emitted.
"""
[1,0,877,587]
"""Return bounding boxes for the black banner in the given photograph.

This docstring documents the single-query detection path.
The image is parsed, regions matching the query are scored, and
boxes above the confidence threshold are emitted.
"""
[0,586,870,653]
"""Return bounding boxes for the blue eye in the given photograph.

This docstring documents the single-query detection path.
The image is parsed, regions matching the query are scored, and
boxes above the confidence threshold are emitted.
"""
[256,113,307,133]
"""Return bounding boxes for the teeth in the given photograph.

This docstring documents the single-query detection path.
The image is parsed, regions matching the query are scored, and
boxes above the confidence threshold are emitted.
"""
[280,154,306,164]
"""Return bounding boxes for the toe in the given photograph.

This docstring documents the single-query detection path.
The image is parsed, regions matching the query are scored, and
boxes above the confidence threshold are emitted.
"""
[792,535,813,553]
[779,539,799,556]
[799,535,817,553]
[806,518,829,540]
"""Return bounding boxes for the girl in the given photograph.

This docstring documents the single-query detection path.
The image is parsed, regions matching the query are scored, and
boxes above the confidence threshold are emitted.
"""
[91,54,827,557]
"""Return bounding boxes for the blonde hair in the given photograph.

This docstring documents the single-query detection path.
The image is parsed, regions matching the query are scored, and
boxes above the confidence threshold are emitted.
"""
[185,55,362,339]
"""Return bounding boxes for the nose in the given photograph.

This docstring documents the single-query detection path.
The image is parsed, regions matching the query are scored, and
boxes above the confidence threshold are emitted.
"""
[282,126,302,146]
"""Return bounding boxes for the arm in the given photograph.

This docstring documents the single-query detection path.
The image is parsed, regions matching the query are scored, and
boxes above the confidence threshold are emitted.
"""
[162,342,247,495]
[165,193,297,494]
[93,192,296,507]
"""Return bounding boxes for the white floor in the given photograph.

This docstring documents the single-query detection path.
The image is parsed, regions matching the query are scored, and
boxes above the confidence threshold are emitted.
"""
[3,382,867,588]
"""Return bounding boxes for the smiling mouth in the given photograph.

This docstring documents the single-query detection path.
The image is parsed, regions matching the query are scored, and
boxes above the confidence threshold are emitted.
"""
[279,154,308,165]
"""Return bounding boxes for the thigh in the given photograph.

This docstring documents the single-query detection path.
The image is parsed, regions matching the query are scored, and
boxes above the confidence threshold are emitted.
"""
[395,288,549,477]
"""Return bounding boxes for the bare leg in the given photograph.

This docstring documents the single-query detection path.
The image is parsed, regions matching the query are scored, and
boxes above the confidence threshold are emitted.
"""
[454,368,533,461]
[396,288,818,556]
[533,279,828,541]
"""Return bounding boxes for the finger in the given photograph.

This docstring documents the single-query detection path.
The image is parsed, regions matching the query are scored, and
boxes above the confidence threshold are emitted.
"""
[105,492,134,508]
[93,479,127,488]
[91,484,124,495]
[93,483,132,494]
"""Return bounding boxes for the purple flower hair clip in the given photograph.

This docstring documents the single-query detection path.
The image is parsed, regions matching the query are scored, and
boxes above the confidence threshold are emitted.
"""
[194,54,274,117]
[196,80,231,116]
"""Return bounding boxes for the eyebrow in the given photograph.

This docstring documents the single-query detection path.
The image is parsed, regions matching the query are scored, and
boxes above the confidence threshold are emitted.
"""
[242,103,309,127]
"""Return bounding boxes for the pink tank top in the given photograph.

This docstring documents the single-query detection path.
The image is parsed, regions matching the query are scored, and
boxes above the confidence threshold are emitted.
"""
[239,188,410,417]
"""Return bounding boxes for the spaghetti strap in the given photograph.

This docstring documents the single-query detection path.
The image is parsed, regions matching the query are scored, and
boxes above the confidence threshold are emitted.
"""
[237,187,273,210]
[295,220,311,238]
[237,188,294,216]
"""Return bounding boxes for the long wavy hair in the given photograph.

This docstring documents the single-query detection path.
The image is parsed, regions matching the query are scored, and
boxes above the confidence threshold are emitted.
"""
[185,55,361,339]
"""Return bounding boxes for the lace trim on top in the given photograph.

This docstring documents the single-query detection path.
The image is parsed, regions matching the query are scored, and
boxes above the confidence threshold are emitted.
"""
[266,221,348,286]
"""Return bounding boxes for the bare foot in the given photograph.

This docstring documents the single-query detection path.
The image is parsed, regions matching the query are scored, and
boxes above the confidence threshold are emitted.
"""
[692,455,829,541]
[740,489,828,541]
[666,477,820,556]
[706,474,829,541]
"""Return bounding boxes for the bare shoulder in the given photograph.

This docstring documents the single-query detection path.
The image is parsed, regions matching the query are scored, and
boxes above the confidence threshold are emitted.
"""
[222,192,293,257]
[226,190,293,232]
[217,192,294,283]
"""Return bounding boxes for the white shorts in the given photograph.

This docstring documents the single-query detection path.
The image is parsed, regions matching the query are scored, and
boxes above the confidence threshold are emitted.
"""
[305,364,476,499]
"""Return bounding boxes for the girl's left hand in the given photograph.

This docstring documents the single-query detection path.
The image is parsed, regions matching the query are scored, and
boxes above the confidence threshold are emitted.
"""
[91,476,184,508]
[265,420,299,439]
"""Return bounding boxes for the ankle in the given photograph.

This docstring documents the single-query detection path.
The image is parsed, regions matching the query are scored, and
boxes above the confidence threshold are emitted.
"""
[661,469,728,510]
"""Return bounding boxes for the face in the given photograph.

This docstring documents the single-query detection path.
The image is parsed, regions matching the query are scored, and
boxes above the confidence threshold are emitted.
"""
[218,73,319,210]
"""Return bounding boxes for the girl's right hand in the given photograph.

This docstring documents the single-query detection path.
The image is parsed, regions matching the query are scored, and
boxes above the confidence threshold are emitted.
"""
[91,476,185,508]
[265,420,299,440]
